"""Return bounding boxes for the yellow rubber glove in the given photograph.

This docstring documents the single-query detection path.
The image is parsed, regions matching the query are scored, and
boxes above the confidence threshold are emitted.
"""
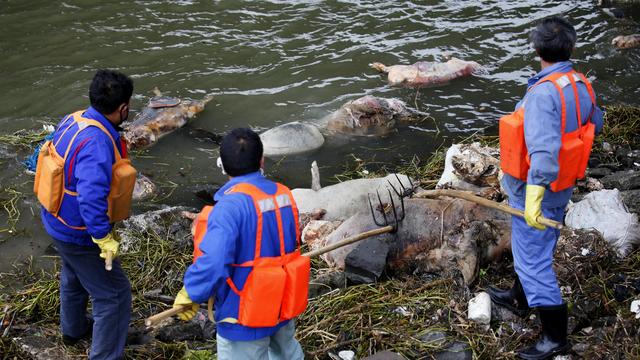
[92,231,119,259]
[524,185,546,230]
[173,287,200,321]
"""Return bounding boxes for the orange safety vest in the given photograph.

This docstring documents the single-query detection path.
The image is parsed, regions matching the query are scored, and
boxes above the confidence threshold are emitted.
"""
[192,205,213,262]
[192,182,310,328]
[499,70,596,192]
[33,110,137,227]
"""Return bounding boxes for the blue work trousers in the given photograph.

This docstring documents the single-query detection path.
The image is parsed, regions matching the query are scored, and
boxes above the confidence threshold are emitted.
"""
[54,239,131,360]
[216,320,304,360]
[509,202,565,307]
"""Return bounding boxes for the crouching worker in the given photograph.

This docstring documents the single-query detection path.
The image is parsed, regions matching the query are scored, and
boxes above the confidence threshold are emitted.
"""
[489,17,603,359]
[173,128,307,360]
[35,70,137,359]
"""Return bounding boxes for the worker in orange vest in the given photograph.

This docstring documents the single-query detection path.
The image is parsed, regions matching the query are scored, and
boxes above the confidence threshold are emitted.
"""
[173,128,307,360]
[488,17,604,359]
[36,70,136,360]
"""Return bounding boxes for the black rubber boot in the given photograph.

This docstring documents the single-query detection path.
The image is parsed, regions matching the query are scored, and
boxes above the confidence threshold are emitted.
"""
[62,317,93,346]
[517,303,571,360]
[487,275,530,316]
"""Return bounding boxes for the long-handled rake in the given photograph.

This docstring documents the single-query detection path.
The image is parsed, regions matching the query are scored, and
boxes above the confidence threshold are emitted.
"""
[414,189,564,230]
[145,177,413,327]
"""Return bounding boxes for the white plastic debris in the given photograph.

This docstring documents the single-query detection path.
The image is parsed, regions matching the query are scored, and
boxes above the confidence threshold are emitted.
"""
[338,350,355,360]
[566,189,640,257]
[393,306,413,317]
[43,124,55,133]
[631,300,640,319]
[581,248,590,256]
[437,143,500,191]
[468,292,491,325]
[437,144,483,191]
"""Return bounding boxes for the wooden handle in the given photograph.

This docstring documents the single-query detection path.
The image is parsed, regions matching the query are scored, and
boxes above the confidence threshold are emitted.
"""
[414,189,564,230]
[145,305,189,327]
[105,251,113,271]
[303,225,394,258]
[146,227,394,326]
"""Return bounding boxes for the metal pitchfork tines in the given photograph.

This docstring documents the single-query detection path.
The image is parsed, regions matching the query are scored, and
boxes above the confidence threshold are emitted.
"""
[387,173,417,199]
[369,175,413,233]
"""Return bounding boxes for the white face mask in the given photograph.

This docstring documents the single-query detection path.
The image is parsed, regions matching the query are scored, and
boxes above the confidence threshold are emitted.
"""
[216,156,227,175]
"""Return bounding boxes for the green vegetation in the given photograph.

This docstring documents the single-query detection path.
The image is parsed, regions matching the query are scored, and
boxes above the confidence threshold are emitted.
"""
[0,125,53,150]
[333,131,498,189]
[0,228,195,359]
[600,105,640,149]
[0,187,22,239]
[297,277,459,358]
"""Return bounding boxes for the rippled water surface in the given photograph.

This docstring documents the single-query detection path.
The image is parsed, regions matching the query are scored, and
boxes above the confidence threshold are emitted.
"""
[1,0,639,269]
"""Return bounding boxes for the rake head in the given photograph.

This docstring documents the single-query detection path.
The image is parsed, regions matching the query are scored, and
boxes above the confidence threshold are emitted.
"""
[368,175,414,233]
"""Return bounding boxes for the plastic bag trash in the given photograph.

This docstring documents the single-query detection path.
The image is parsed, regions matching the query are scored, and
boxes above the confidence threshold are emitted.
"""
[338,350,355,360]
[566,189,640,257]
[468,291,491,325]
[437,143,499,191]
[631,300,640,319]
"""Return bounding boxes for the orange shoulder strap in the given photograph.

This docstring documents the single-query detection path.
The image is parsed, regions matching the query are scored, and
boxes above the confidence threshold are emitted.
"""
[536,72,569,134]
[72,113,122,161]
[275,183,300,248]
[228,182,298,264]
[576,73,597,121]
[193,205,214,262]
[229,183,270,261]
[566,72,583,131]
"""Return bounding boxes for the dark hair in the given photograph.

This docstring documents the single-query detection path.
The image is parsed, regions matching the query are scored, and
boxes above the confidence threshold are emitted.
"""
[530,16,577,63]
[220,128,263,177]
[89,69,134,114]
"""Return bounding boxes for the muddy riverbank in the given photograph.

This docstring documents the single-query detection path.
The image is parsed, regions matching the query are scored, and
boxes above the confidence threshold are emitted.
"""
[1,105,638,359]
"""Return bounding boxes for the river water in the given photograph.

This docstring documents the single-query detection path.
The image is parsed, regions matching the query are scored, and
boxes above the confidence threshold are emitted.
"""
[1,0,639,271]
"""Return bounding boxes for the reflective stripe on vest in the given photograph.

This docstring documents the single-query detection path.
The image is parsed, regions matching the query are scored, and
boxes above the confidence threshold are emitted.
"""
[227,182,300,267]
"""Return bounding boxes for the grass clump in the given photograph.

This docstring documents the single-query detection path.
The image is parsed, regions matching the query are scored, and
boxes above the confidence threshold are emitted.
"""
[121,233,192,318]
[297,276,464,359]
[0,125,53,150]
[0,187,22,238]
[0,214,194,359]
[0,261,61,320]
[600,105,640,149]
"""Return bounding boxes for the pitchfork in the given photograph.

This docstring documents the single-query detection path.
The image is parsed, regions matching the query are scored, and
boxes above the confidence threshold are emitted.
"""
[304,174,412,257]
[145,175,414,327]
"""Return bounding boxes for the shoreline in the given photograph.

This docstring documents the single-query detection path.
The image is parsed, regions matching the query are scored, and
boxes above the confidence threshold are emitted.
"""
[0,104,639,359]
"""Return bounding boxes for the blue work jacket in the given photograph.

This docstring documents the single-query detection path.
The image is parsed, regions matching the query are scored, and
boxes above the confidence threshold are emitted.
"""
[41,107,124,246]
[502,61,604,208]
[183,171,299,341]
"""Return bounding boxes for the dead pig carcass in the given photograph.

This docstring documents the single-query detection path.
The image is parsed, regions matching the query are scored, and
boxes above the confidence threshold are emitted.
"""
[321,95,420,137]
[304,198,512,284]
[370,57,481,88]
[122,88,212,150]
[612,34,640,49]
[260,96,422,157]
